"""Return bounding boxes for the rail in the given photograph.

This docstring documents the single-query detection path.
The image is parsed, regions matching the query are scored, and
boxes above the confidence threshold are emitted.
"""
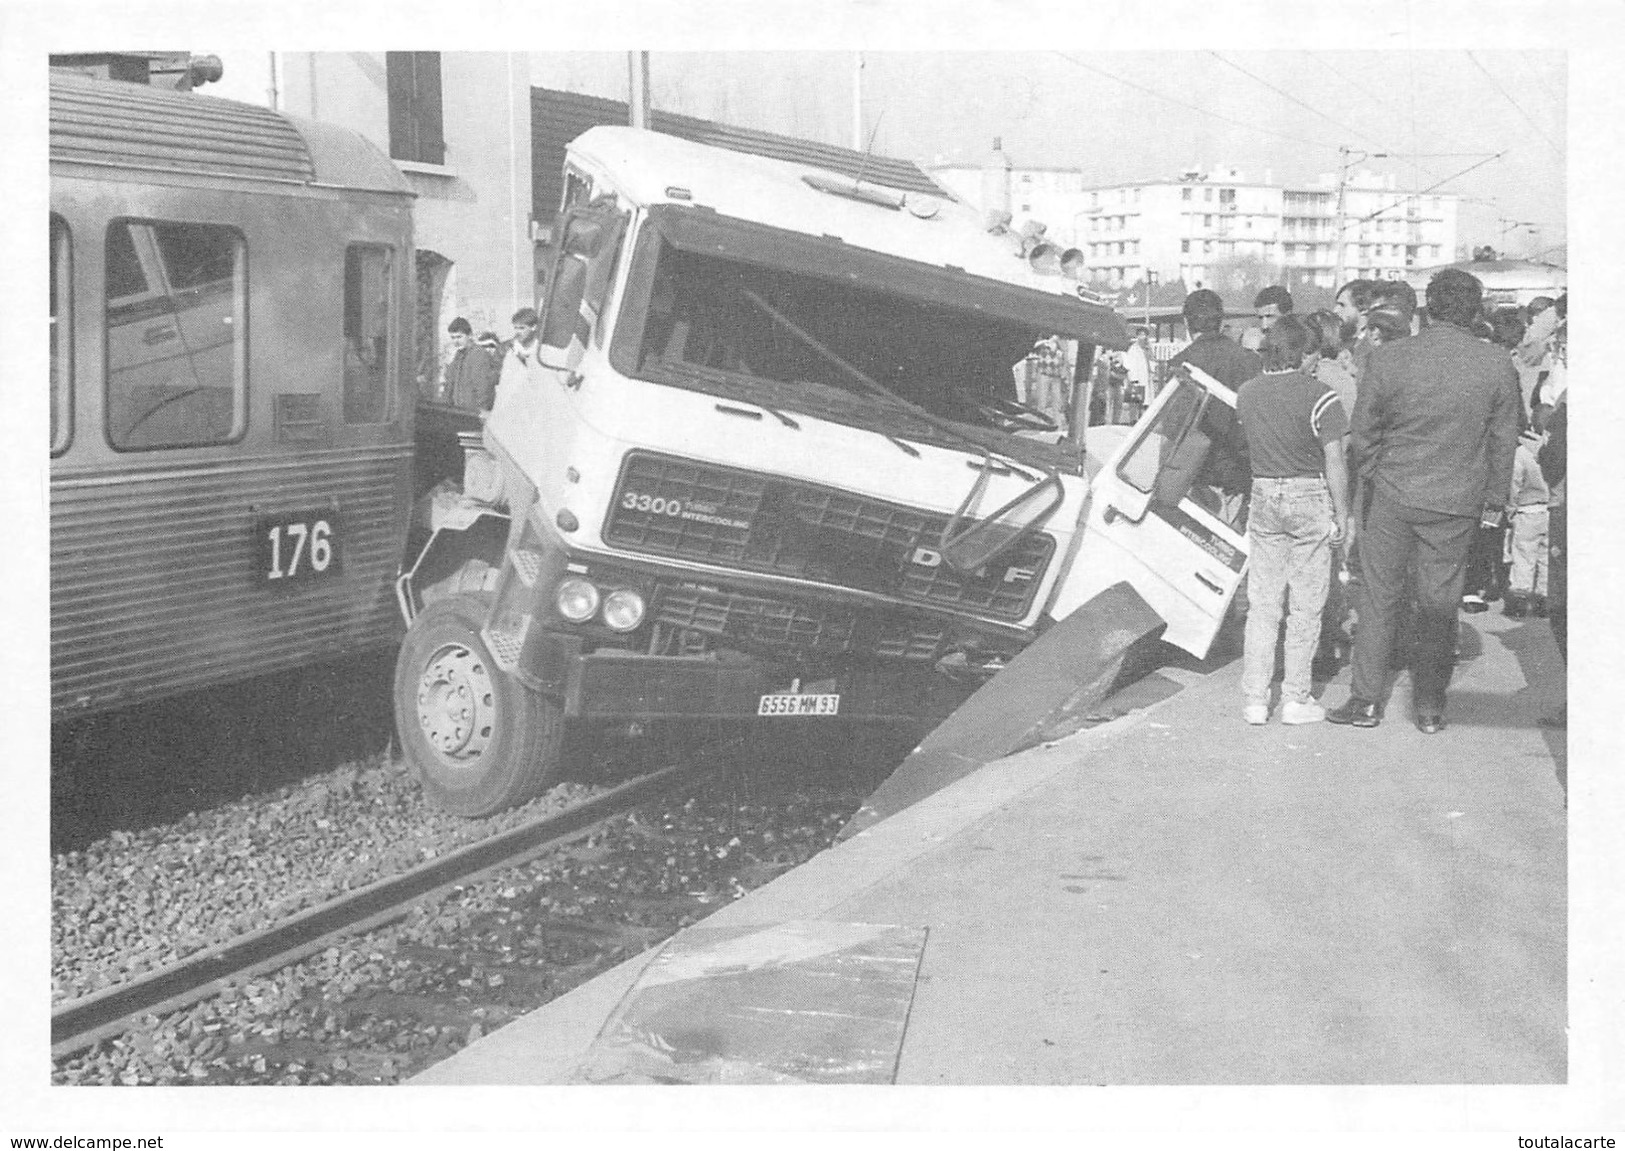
[52,759,712,1058]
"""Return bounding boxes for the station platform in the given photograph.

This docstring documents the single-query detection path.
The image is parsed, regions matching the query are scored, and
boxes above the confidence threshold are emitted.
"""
[414,607,1567,1085]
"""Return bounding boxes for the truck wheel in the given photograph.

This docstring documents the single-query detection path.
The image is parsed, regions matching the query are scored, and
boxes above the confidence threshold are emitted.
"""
[393,591,564,817]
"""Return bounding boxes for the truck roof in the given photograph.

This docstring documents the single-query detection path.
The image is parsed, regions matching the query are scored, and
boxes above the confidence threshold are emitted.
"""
[570,125,1107,317]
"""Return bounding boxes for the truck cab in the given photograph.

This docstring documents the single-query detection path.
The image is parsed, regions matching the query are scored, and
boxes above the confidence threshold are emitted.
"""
[393,127,1249,815]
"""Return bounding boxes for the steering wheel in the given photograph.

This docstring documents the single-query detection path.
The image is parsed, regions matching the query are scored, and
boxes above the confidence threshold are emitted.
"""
[966,393,1060,434]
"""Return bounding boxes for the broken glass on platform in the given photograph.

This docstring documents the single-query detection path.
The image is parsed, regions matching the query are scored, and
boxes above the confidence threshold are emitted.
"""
[574,920,928,1084]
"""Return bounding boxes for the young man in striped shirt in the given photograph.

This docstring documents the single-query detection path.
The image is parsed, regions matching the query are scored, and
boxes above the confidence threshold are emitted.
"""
[1236,314,1352,725]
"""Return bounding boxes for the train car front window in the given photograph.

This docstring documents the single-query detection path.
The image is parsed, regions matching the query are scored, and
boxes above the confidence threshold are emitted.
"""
[343,245,393,423]
[50,214,72,456]
[105,219,247,451]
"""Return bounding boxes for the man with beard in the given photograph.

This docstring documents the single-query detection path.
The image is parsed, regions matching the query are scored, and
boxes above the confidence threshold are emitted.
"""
[1334,278,1378,385]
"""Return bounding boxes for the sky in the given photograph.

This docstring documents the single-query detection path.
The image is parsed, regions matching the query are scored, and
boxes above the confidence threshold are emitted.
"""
[207,48,1566,260]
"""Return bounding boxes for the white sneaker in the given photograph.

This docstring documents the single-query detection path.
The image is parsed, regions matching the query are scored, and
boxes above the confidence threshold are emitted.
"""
[1244,703,1269,725]
[1282,699,1326,725]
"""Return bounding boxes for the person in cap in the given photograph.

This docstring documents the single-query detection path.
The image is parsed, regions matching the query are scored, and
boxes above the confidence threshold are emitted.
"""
[1328,269,1521,733]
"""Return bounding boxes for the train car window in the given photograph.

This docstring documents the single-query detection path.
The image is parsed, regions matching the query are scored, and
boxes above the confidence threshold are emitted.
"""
[343,245,394,423]
[50,214,72,455]
[105,219,246,451]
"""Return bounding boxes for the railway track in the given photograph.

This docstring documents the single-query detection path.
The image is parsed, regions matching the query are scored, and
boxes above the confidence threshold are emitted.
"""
[52,759,711,1060]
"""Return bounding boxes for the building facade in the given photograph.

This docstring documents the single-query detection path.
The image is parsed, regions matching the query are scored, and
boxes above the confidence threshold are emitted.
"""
[276,52,535,392]
[930,159,1457,295]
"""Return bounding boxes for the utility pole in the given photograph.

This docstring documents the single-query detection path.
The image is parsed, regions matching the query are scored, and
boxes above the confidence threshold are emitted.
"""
[1331,145,1387,291]
[853,52,864,151]
[628,52,651,129]
[1331,146,1353,293]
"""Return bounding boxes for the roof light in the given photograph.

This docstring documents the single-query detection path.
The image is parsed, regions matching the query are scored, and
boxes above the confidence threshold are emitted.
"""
[801,172,905,211]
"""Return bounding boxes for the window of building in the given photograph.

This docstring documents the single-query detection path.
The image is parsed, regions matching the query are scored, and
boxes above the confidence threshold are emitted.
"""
[51,214,71,455]
[1181,239,1190,253]
[1133,187,1141,203]
[1118,189,1126,204]
[1204,188,1213,202]
[386,52,445,165]
[1203,215,1212,228]
[1020,203,1031,213]
[105,219,246,450]
[1090,192,1099,209]
[1203,240,1212,254]
[343,245,394,424]
[1219,188,1235,205]
[1182,187,1192,201]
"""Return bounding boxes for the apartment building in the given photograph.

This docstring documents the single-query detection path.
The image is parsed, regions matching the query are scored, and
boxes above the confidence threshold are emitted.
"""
[930,158,1457,294]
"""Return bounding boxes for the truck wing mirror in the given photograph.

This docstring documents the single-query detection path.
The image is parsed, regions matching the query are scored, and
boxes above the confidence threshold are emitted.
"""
[940,466,1064,573]
[538,202,627,373]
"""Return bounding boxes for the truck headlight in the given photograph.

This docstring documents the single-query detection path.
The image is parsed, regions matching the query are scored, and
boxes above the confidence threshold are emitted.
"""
[601,588,646,632]
[555,577,600,623]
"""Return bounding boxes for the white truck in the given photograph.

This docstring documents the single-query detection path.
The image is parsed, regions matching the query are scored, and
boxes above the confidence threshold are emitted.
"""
[393,127,1253,816]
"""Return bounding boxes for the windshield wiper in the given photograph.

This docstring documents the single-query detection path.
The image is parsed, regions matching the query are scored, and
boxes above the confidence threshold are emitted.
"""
[653,358,804,429]
[737,286,1030,472]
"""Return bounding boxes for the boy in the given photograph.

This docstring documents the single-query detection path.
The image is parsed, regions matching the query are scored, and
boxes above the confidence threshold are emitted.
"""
[1236,315,1352,724]
[1504,426,1550,618]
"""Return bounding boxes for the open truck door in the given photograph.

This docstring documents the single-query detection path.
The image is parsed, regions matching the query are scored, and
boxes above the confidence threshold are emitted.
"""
[1047,361,1250,659]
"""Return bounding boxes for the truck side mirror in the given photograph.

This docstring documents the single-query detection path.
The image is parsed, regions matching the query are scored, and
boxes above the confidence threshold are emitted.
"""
[538,203,627,373]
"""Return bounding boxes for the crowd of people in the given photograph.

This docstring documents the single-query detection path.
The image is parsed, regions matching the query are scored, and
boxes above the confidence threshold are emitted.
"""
[1219,272,1567,733]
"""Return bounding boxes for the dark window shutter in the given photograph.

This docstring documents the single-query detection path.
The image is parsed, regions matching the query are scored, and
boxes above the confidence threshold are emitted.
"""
[415,53,445,165]
[385,51,444,164]
[385,52,412,161]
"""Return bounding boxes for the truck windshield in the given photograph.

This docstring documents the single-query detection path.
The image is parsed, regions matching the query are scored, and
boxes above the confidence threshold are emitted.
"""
[612,230,1107,465]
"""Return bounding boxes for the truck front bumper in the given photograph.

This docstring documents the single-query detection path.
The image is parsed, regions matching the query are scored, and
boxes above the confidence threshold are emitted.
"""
[532,634,970,723]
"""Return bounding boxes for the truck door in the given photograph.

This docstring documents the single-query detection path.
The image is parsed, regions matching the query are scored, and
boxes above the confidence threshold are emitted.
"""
[1046,363,1250,658]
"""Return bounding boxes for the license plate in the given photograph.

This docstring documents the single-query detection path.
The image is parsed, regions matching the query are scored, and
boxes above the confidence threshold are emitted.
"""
[757,693,840,717]
[256,509,342,584]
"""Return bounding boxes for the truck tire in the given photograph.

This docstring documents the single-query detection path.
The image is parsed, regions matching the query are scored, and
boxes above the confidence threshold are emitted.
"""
[393,590,564,817]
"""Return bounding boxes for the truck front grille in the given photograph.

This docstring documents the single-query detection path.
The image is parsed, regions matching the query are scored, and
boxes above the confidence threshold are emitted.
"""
[652,582,948,663]
[604,452,1052,621]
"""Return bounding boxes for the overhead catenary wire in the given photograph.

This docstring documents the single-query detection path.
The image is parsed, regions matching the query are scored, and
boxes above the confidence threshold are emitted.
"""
[1352,150,1509,224]
[1050,52,1343,153]
[1208,52,1391,154]
[1465,51,1564,160]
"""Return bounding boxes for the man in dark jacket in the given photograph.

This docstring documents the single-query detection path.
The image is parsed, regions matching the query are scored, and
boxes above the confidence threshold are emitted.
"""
[1328,269,1522,733]
[443,316,500,412]
[1165,289,1260,507]
[1170,288,1262,390]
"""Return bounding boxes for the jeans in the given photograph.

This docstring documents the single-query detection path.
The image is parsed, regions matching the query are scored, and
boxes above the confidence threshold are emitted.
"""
[1242,476,1335,707]
[1508,505,1549,597]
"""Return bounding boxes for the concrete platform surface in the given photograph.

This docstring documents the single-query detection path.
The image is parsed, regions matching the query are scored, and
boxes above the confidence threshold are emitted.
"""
[415,609,1567,1085]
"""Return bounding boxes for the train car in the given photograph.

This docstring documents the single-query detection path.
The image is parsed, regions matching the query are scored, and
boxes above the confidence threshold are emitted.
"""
[50,71,417,720]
